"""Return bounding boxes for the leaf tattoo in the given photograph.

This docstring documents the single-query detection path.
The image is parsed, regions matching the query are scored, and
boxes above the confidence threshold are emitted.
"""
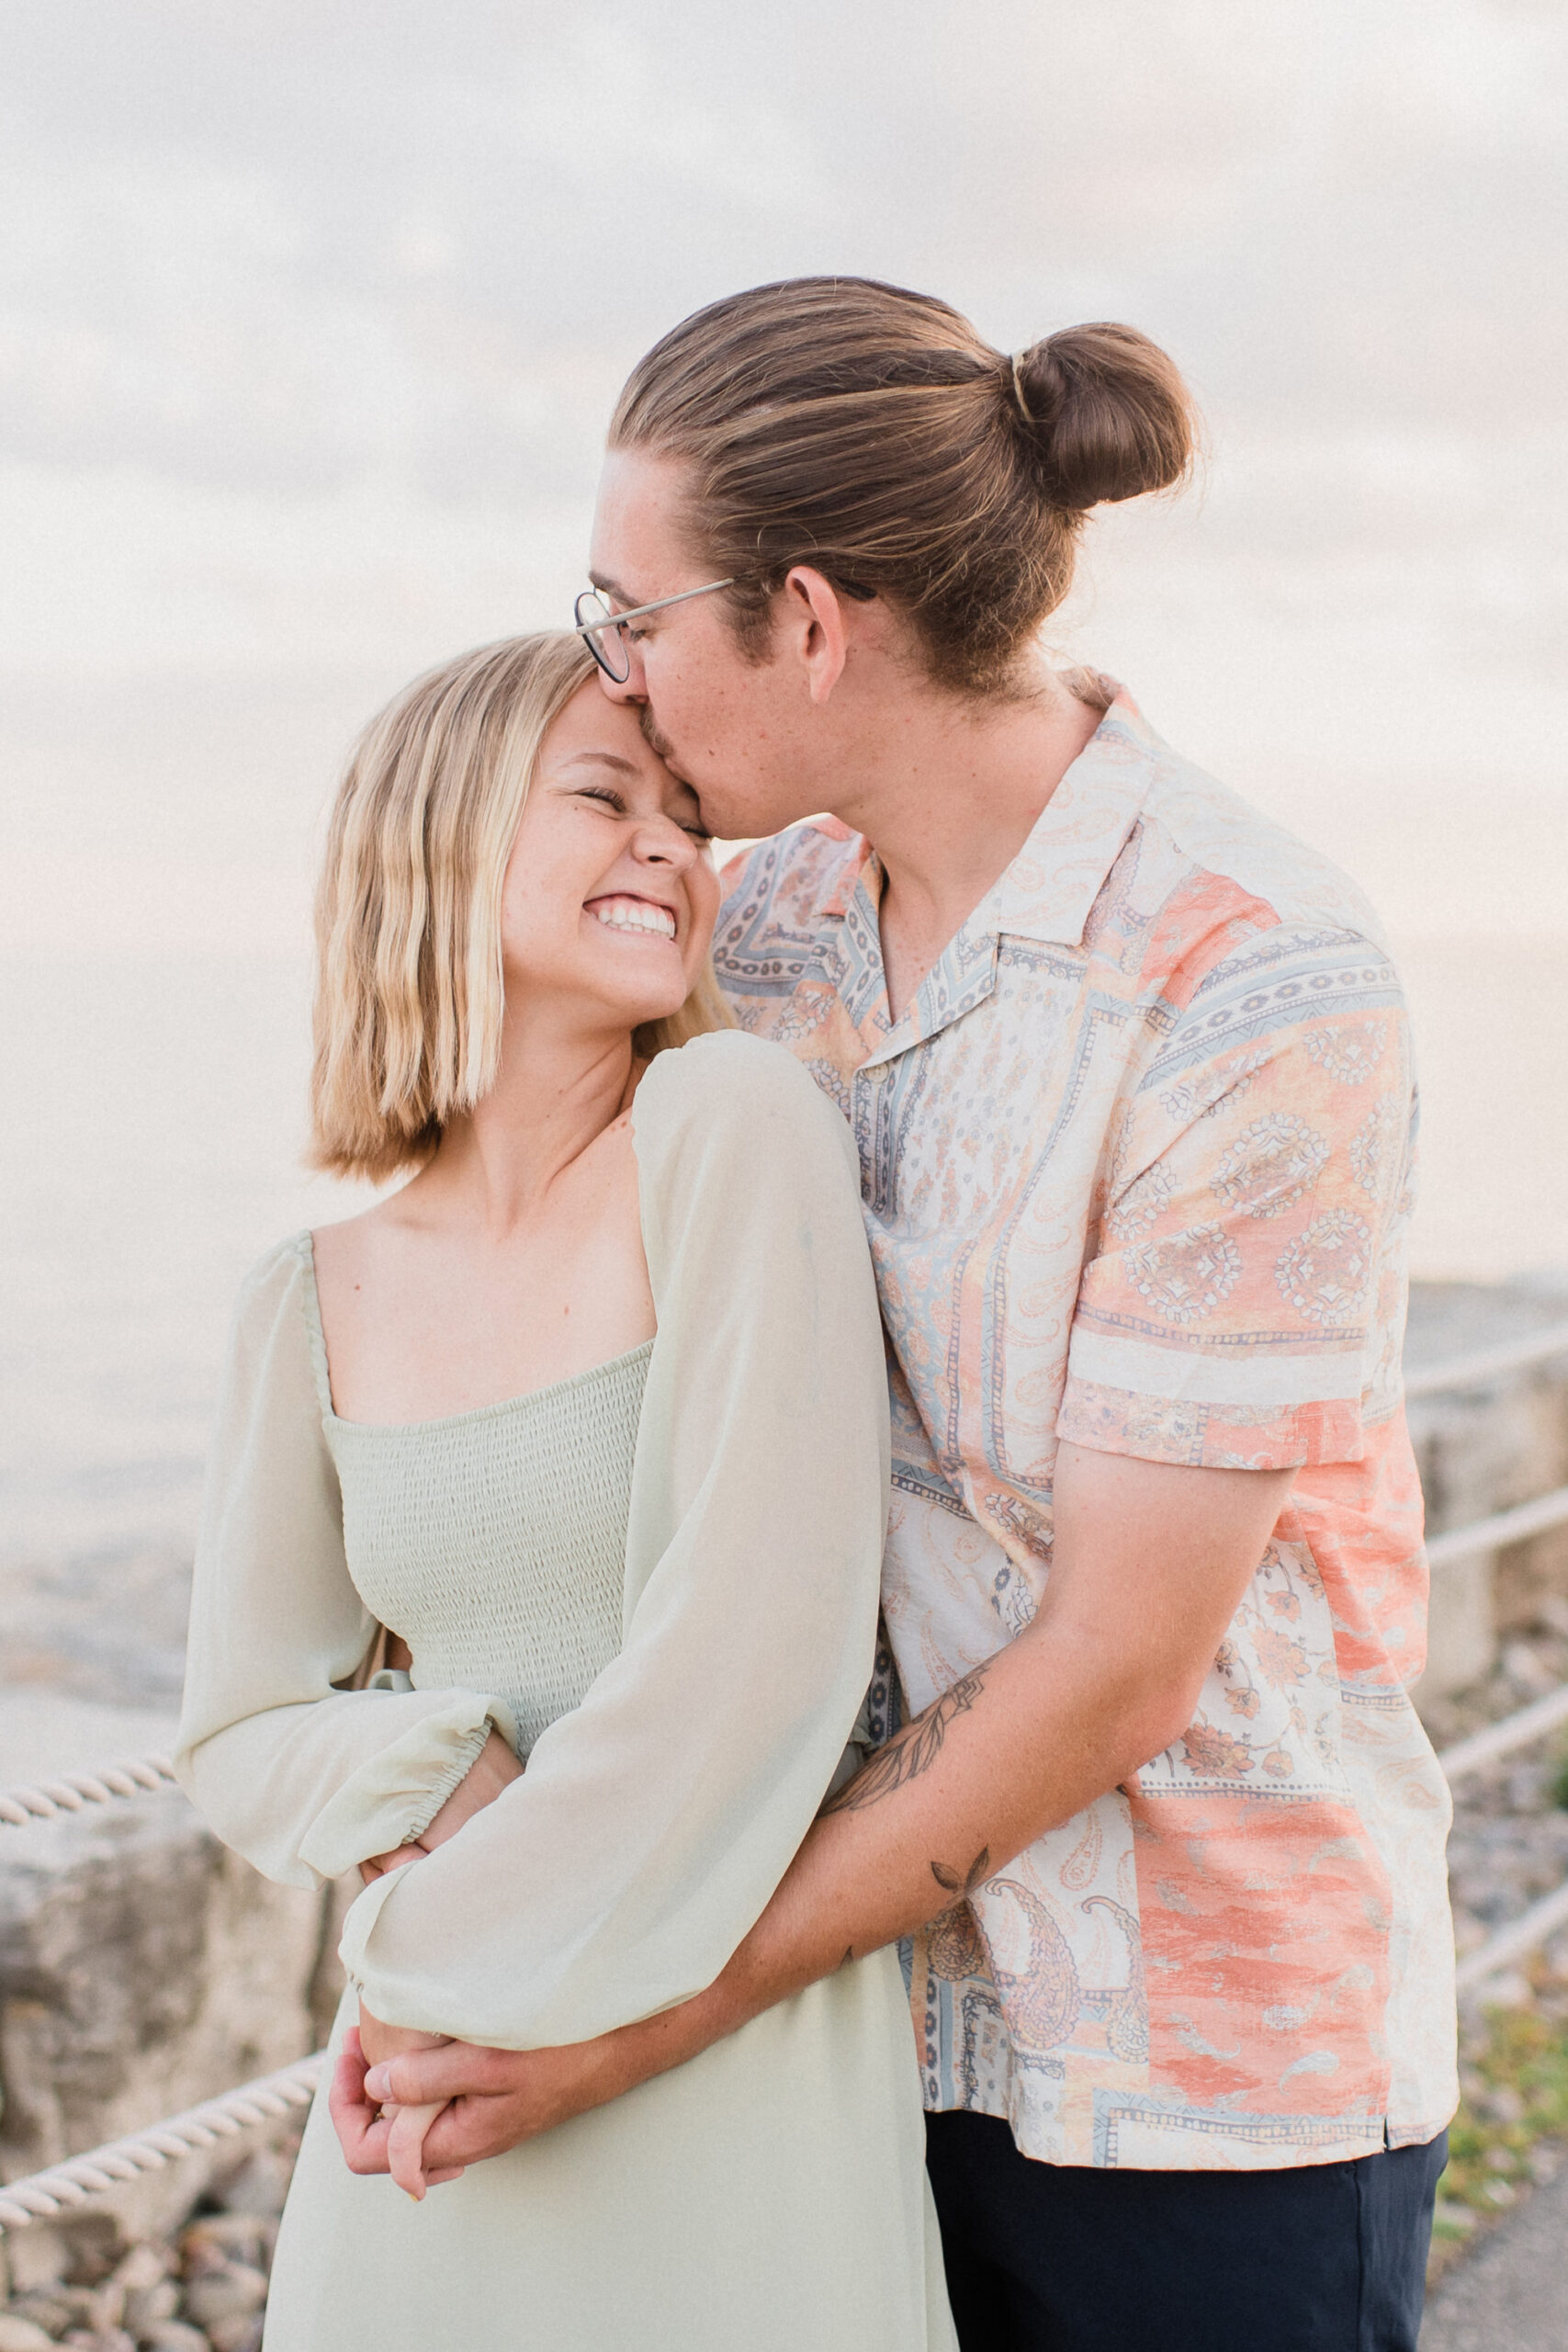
[820,1665,990,1817]
[930,1848,991,1899]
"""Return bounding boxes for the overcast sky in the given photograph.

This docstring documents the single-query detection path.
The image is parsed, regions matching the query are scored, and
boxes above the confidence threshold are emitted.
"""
[2,0,1565,950]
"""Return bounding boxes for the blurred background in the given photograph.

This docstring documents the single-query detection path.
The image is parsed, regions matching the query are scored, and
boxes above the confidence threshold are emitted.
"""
[2,0,1565,1702]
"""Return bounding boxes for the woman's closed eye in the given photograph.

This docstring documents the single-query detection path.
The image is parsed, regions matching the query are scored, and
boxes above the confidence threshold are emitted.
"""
[575,785,710,842]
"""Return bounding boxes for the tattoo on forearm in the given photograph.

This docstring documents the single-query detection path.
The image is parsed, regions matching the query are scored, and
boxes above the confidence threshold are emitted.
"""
[930,1848,991,1900]
[820,1665,991,1818]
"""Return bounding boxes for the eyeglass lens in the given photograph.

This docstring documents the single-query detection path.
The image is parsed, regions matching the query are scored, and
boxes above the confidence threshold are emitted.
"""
[573,592,630,684]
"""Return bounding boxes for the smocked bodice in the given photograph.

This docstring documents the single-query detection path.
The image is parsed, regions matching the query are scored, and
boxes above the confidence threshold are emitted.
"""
[301,1248,649,1758]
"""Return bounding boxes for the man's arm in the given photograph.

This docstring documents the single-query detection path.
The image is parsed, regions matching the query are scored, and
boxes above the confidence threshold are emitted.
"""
[346,1442,1293,2169]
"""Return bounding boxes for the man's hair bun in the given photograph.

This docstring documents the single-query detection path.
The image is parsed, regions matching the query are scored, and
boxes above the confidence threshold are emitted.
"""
[614,278,1201,694]
[1010,322,1197,511]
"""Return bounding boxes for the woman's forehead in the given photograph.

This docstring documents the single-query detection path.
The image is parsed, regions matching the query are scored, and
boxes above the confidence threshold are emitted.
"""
[543,689,694,797]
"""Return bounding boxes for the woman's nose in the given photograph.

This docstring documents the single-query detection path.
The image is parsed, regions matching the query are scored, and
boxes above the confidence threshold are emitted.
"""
[634,814,697,867]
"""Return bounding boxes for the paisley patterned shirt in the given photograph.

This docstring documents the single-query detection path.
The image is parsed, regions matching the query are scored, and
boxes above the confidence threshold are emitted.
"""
[715,677,1456,2171]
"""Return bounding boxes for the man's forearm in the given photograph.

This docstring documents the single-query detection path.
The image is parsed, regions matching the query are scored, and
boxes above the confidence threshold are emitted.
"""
[699,1623,1168,2032]
[621,1446,1297,2069]
[578,1606,1190,2103]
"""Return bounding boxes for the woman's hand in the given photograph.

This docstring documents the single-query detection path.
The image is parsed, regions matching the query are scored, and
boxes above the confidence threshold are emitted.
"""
[356,2005,460,2200]
[358,1842,426,1883]
[418,1726,523,1849]
[336,1730,525,2185]
[357,1728,522,1884]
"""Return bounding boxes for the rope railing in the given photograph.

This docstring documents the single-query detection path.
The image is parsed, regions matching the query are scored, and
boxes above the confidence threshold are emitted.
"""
[10,1686,1568,2222]
[1425,1486,1568,1571]
[0,2053,326,2232]
[0,1753,177,1828]
[1438,1684,1568,1786]
[1454,1883,1568,2000]
[1404,1316,1568,1400]
[3,1316,1566,2220]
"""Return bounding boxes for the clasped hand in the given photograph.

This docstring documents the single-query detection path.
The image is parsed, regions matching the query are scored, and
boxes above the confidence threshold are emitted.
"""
[331,1728,524,2199]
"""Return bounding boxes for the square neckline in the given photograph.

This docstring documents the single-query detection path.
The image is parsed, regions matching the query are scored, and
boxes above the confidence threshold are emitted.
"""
[296,1229,654,1435]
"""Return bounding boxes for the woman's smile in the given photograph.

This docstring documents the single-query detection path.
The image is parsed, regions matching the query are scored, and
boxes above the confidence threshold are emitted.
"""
[585,891,679,941]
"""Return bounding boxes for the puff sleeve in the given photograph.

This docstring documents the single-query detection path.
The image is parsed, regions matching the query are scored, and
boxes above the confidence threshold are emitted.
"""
[175,1238,517,1886]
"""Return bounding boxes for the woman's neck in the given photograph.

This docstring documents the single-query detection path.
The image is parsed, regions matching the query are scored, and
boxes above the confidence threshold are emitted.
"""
[412,1013,640,1238]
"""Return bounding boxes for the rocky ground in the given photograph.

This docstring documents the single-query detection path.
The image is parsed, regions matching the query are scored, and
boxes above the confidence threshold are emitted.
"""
[0,2143,294,2352]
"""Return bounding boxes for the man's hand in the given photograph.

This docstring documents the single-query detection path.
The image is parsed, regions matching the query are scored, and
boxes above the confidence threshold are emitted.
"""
[358,1998,723,2172]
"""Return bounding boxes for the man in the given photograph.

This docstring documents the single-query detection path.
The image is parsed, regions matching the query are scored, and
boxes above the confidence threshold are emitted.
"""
[342,280,1456,2350]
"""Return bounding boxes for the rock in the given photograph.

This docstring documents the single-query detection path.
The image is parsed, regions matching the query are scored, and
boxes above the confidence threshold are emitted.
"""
[5,2294,74,2337]
[212,2146,291,2222]
[178,2217,272,2272]
[180,2267,267,2333]
[0,2316,60,2352]
[1405,1280,1568,1704]
[208,2321,263,2352]
[123,2278,181,2334]
[108,2244,168,2297]
[0,1688,338,2254]
[91,2240,173,2335]
[141,2326,211,2352]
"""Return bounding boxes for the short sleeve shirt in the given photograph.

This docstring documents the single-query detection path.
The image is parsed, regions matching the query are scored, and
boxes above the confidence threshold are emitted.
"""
[715,679,1456,2171]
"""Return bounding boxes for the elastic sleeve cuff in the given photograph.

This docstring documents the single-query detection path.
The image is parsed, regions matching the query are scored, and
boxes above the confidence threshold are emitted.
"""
[297,1690,518,1880]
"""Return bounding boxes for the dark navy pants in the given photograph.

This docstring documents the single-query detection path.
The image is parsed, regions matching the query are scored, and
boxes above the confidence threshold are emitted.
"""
[925,2111,1447,2352]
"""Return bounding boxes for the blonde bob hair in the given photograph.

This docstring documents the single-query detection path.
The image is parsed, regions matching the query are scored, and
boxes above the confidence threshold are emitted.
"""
[310,629,732,1183]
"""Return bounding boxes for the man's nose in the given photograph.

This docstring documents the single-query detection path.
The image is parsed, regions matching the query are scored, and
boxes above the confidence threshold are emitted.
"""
[598,643,648,705]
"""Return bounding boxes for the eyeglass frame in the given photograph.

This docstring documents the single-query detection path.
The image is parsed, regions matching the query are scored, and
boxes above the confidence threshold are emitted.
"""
[573,579,735,683]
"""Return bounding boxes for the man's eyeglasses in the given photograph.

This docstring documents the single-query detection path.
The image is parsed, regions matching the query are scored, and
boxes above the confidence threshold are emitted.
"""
[573,580,734,684]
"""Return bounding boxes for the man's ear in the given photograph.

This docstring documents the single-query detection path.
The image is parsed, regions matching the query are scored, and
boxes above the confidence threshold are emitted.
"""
[780,566,852,706]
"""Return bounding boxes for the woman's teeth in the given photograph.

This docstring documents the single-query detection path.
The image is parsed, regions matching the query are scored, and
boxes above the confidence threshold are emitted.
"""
[592,898,676,939]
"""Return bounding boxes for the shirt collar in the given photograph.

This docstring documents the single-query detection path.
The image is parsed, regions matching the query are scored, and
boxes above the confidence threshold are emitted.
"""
[817,820,875,920]
[981,677,1156,947]
[812,675,1156,947]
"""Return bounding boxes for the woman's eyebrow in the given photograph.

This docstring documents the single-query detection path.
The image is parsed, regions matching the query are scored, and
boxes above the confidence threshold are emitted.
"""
[588,571,636,603]
[559,750,640,777]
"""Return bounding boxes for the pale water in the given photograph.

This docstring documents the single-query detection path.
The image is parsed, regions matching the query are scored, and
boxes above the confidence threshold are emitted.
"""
[1,936,1564,1704]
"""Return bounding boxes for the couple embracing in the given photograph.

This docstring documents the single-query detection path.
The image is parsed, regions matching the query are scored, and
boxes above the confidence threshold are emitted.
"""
[176,277,1456,2352]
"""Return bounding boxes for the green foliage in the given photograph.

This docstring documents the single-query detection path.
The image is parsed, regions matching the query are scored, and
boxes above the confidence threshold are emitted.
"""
[1429,1992,1568,2280]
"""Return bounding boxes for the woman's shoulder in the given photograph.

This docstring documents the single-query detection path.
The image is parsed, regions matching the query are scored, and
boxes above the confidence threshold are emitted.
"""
[229,1230,318,1349]
[639,1030,848,1144]
[633,1031,859,1203]
[236,1228,312,1297]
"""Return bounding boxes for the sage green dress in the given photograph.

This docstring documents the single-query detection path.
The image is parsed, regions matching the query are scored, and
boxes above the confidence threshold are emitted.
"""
[175,1033,953,2352]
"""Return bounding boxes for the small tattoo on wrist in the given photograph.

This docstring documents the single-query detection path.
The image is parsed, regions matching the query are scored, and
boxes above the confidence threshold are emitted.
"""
[930,1848,991,1900]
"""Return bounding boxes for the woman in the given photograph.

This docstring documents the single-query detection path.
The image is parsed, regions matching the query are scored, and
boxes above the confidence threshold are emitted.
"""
[175,630,954,2351]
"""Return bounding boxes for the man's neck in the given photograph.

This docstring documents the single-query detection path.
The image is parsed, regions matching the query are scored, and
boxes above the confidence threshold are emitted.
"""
[829,668,1104,1025]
